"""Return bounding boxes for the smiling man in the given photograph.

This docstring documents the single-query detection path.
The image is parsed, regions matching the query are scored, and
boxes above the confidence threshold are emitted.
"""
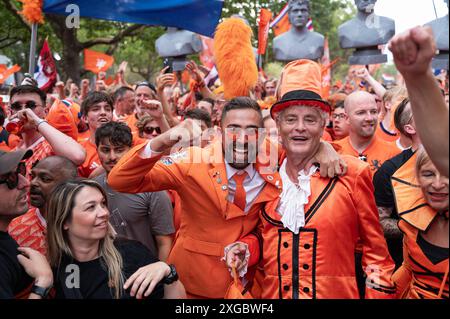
[107,96,344,299]
[336,91,400,175]
[78,91,115,177]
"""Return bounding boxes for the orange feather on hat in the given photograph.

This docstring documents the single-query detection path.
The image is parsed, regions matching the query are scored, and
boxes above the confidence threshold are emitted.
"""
[214,17,258,100]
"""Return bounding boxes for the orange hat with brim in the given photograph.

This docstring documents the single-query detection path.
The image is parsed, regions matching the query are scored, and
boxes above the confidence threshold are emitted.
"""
[271,59,331,119]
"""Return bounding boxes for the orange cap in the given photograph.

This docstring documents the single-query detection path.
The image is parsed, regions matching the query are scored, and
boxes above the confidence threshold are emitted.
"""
[46,99,79,141]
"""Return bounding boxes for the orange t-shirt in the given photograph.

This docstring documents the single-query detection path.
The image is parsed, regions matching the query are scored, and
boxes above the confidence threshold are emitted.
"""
[8,208,47,256]
[375,122,399,143]
[14,137,55,180]
[125,114,139,135]
[78,139,101,177]
[322,130,333,142]
[336,136,401,175]
[77,130,90,143]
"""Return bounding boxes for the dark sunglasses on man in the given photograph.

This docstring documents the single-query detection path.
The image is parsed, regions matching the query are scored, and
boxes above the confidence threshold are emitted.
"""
[144,126,162,135]
[10,101,41,112]
[0,149,32,190]
[0,162,27,190]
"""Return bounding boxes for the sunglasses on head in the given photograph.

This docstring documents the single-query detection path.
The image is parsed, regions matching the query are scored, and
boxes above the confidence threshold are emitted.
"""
[144,126,161,135]
[10,101,40,112]
[0,162,27,190]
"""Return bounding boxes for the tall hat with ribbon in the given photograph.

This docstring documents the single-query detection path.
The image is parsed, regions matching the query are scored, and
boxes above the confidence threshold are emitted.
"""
[271,59,331,119]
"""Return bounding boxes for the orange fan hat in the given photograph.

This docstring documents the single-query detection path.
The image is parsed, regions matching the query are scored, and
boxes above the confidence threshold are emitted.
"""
[271,59,331,119]
[46,99,79,141]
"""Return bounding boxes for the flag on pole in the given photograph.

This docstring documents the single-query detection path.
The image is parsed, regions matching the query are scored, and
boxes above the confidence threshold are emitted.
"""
[199,36,215,70]
[270,4,290,37]
[270,4,314,36]
[257,8,273,55]
[34,40,57,92]
[84,49,114,74]
[0,64,21,84]
[321,38,331,99]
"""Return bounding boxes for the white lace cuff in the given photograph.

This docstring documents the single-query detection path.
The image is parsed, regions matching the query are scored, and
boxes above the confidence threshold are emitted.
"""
[222,242,250,278]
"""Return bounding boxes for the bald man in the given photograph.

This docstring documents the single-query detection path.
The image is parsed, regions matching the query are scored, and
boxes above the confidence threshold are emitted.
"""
[8,156,78,255]
[336,91,401,176]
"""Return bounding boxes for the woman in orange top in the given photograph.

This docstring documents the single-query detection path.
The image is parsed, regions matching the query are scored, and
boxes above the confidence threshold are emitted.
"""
[392,148,449,299]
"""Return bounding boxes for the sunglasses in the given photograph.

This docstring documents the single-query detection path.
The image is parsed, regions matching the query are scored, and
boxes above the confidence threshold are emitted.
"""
[144,127,161,135]
[0,162,27,190]
[11,101,41,112]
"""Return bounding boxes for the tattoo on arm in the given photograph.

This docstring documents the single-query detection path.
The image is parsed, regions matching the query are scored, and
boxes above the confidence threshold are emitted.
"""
[378,206,402,239]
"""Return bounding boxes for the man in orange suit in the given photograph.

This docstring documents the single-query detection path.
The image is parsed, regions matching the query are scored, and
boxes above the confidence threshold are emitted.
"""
[108,97,345,299]
[226,60,397,299]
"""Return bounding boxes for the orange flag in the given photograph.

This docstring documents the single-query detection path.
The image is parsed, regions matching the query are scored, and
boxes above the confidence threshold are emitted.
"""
[84,49,114,74]
[0,64,21,84]
[258,9,273,55]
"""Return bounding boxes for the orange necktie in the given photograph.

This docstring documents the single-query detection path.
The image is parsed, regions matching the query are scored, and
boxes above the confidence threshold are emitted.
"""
[233,172,248,211]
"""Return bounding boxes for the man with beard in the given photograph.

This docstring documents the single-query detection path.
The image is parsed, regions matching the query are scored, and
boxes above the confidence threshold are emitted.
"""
[336,91,400,175]
[8,156,78,255]
[108,97,345,299]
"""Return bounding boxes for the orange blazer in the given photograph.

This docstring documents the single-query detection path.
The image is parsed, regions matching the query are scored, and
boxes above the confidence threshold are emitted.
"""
[251,156,397,299]
[108,140,282,298]
[392,154,449,299]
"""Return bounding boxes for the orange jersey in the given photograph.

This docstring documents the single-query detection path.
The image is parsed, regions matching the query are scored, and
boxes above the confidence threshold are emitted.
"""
[78,139,101,178]
[8,208,47,256]
[392,154,449,299]
[255,156,396,299]
[375,122,399,143]
[108,140,282,298]
[77,130,90,143]
[125,114,139,135]
[321,130,333,142]
[336,136,401,175]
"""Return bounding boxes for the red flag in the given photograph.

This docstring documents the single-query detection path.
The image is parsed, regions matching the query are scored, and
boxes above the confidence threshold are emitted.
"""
[0,64,21,84]
[258,9,273,55]
[34,40,57,92]
[199,36,215,69]
[84,49,114,74]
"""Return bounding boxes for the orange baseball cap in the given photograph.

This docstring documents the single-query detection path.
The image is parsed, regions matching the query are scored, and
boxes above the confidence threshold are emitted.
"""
[271,59,331,119]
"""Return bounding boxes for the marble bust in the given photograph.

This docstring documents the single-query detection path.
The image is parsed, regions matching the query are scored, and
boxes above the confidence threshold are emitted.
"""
[425,0,449,69]
[156,27,203,58]
[273,0,325,62]
[338,0,395,65]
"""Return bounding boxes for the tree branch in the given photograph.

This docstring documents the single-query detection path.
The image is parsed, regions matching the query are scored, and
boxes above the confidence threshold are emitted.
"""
[80,24,144,48]
[1,0,32,32]
[0,38,22,50]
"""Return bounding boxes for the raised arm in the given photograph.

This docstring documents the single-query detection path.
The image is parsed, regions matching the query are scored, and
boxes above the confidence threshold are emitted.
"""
[389,26,449,177]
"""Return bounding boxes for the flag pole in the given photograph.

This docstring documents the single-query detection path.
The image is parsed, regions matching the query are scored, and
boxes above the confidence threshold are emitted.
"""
[28,23,39,75]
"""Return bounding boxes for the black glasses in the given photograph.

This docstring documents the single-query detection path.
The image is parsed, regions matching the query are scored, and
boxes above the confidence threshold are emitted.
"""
[0,162,27,190]
[144,127,161,135]
[11,101,41,112]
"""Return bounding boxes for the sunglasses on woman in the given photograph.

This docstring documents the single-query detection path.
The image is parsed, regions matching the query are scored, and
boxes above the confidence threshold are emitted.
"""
[144,127,162,135]
[0,162,27,190]
[10,101,41,112]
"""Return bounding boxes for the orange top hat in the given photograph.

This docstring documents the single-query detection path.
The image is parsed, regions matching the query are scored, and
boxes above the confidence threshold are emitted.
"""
[271,59,331,119]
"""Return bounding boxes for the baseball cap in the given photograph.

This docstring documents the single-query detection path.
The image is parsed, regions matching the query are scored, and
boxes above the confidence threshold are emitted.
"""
[0,149,33,175]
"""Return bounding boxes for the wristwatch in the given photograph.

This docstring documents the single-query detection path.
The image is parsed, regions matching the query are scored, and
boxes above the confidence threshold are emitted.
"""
[31,284,52,299]
[163,264,179,285]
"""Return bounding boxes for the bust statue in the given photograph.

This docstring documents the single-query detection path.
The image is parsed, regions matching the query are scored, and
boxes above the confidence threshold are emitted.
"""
[338,0,395,65]
[273,0,325,62]
[155,27,203,58]
[425,0,449,69]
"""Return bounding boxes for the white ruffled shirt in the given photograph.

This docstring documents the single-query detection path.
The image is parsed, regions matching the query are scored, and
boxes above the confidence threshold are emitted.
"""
[277,159,318,234]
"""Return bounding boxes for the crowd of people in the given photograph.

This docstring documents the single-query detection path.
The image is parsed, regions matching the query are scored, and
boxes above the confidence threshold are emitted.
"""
[0,25,448,300]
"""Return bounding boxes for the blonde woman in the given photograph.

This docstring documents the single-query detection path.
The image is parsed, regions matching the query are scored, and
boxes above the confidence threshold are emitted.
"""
[136,115,162,141]
[393,147,449,299]
[46,179,185,299]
